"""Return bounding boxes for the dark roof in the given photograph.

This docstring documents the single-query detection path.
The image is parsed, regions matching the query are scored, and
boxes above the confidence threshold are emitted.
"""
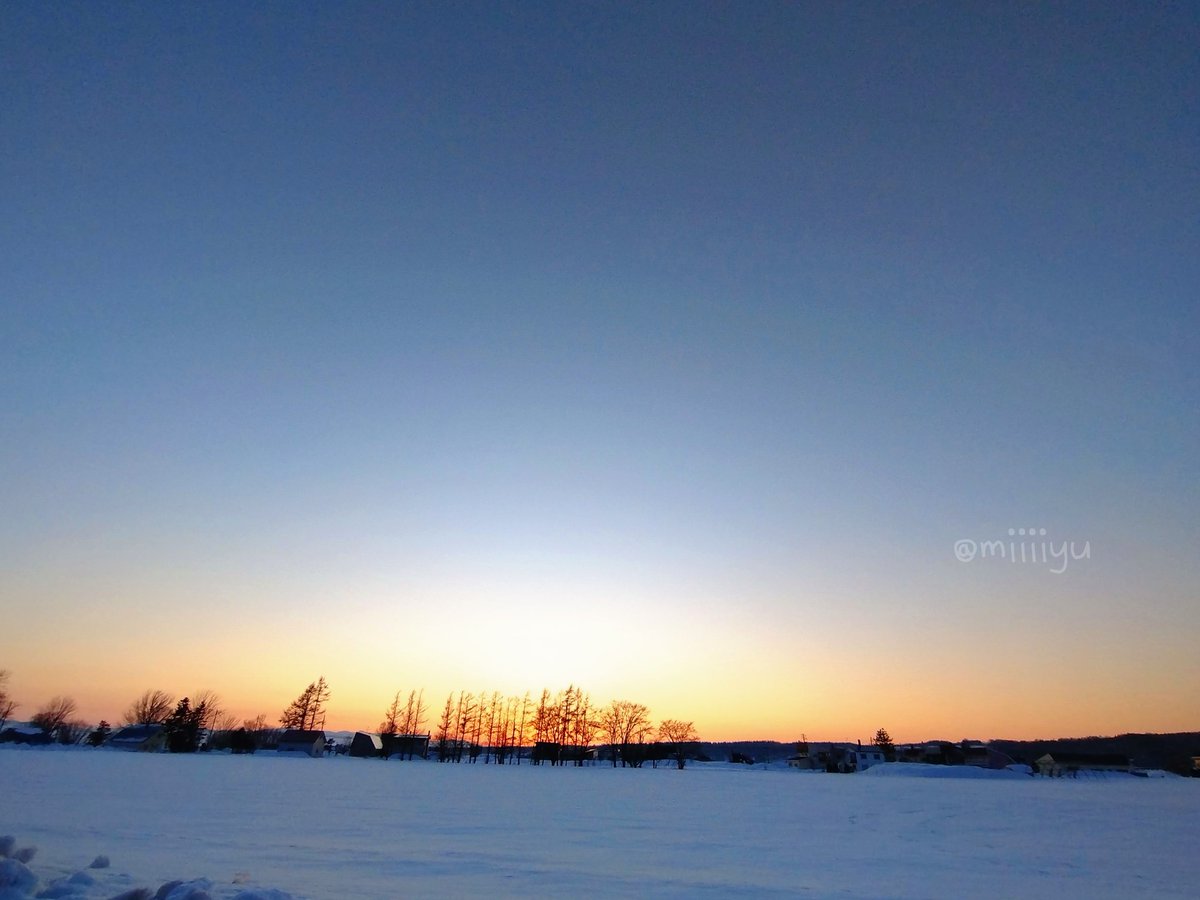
[0,728,53,744]
[279,729,325,742]
[1041,752,1130,766]
[110,724,164,742]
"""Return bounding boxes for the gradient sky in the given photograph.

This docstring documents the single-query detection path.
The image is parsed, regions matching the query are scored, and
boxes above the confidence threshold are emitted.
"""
[2,2,1197,742]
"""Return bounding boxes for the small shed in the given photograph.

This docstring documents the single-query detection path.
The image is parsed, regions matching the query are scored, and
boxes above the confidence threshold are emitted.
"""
[277,729,326,757]
[107,724,166,752]
[349,732,383,758]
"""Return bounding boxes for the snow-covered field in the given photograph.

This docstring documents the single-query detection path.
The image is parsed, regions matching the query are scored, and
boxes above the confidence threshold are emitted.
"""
[2,749,1197,899]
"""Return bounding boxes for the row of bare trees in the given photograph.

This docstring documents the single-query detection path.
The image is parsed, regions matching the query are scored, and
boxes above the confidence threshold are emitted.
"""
[124,688,240,733]
[379,688,428,758]
[0,673,308,751]
[1,671,701,767]
[123,687,283,753]
[421,685,700,769]
[433,689,531,764]
[123,686,306,751]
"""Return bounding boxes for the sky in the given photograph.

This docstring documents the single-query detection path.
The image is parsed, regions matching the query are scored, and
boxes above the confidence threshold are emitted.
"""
[2,2,1197,743]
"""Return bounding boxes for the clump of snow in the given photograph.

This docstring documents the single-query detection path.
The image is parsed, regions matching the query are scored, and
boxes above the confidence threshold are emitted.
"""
[158,879,212,900]
[0,834,289,900]
[0,857,37,897]
[33,868,97,898]
[32,881,77,898]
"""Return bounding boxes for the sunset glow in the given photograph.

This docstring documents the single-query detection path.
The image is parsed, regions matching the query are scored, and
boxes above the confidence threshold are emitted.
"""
[2,3,1197,747]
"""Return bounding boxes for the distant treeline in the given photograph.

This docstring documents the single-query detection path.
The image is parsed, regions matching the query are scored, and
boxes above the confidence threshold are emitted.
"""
[699,740,795,763]
[989,733,1200,775]
[701,735,1200,775]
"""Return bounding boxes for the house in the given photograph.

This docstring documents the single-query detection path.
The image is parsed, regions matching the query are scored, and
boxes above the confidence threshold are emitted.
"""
[381,733,430,760]
[852,746,886,771]
[961,742,1016,770]
[1036,752,1131,777]
[349,732,383,758]
[0,726,52,746]
[276,729,326,757]
[107,724,166,752]
[895,741,968,766]
[805,743,863,773]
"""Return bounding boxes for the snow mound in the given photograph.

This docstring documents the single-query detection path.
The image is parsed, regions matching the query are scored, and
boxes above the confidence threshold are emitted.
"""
[860,763,1028,779]
[0,835,293,900]
[0,858,37,898]
[159,879,213,900]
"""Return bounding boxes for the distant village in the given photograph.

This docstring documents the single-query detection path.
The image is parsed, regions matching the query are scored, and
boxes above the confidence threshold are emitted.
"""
[785,737,1143,779]
[5,721,1193,779]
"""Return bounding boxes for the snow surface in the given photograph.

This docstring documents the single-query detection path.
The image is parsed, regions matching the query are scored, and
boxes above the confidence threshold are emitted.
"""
[2,749,1197,899]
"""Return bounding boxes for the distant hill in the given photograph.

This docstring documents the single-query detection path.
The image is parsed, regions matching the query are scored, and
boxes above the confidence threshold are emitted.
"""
[987,733,1199,775]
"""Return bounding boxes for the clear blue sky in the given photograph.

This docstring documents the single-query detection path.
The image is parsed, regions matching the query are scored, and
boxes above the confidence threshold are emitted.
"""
[2,2,1197,739]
